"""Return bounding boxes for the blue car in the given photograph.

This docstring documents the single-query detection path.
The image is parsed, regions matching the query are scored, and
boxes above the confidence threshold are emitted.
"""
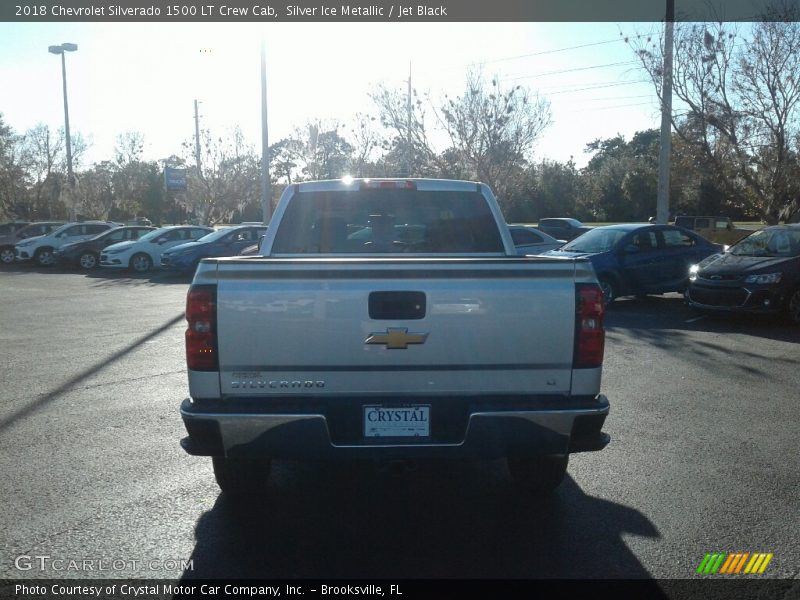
[160,224,266,273]
[544,223,721,304]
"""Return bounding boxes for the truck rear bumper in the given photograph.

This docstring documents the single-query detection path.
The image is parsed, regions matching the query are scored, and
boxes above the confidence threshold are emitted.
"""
[180,395,610,460]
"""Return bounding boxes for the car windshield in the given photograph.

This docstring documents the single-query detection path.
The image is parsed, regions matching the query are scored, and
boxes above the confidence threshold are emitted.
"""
[137,228,172,243]
[48,223,74,236]
[87,229,114,241]
[196,228,230,243]
[559,227,628,253]
[730,228,800,257]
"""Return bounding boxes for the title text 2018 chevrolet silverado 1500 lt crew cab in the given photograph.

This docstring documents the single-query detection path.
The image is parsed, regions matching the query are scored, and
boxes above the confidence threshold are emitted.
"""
[180,179,610,496]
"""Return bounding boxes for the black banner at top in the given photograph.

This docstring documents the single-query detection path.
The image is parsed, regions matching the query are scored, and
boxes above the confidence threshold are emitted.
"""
[1,0,793,22]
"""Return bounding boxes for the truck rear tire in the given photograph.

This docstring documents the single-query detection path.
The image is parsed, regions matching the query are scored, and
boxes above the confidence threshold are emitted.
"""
[212,456,271,497]
[507,454,569,494]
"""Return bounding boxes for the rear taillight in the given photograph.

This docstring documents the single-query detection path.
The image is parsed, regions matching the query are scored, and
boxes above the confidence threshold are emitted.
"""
[186,285,217,371]
[574,283,605,369]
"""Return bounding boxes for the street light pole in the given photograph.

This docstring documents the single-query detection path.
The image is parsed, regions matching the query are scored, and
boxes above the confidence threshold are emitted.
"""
[49,42,78,220]
[59,51,74,195]
[260,39,271,225]
[656,0,674,225]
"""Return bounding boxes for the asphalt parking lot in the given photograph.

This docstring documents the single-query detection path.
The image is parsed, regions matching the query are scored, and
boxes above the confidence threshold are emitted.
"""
[0,267,798,590]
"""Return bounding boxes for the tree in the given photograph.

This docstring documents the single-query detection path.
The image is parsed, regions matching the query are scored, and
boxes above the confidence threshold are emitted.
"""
[183,127,261,225]
[297,122,353,181]
[140,162,166,225]
[436,71,551,202]
[107,132,150,218]
[505,159,581,223]
[348,113,381,178]
[580,130,660,221]
[0,114,28,219]
[269,138,303,184]
[76,161,115,219]
[371,71,552,208]
[370,83,441,177]
[21,123,67,219]
[114,131,144,166]
[628,7,800,222]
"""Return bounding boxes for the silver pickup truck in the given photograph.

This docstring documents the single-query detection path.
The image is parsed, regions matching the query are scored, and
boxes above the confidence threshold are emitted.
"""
[180,178,610,496]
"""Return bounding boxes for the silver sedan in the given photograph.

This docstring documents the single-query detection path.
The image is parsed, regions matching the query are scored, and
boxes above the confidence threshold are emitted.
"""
[508,225,565,255]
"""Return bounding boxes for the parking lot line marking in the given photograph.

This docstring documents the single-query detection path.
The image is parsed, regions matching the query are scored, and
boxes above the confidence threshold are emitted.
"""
[685,316,706,323]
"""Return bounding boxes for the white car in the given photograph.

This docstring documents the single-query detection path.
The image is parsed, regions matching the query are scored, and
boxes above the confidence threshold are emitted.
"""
[508,225,565,255]
[100,225,213,273]
[15,221,117,266]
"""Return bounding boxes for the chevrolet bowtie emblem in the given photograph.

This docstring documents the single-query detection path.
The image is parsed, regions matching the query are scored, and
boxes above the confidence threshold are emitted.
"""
[365,328,429,349]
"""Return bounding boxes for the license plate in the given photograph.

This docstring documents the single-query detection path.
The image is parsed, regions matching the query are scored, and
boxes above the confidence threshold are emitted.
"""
[363,405,430,438]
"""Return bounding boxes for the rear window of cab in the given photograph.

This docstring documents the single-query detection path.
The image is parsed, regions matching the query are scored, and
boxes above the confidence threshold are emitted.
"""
[272,190,504,254]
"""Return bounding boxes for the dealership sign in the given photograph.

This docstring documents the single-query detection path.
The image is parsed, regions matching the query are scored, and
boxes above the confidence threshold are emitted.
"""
[164,167,187,192]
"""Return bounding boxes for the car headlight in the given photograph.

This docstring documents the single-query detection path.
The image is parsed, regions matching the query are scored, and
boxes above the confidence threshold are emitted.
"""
[744,272,782,284]
[688,264,699,282]
[17,239,35,247]
[106,247,128,255]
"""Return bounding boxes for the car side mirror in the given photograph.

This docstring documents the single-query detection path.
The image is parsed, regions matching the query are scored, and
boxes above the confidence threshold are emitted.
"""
[156,237,168,244]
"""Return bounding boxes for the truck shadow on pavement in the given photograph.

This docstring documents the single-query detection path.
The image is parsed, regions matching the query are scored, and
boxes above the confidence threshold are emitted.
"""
[84,269,192,287]
[607,294,800,345]
[0,313,185,434]
[180,459,662,581]
[0,262,191,286]
[605,297,799,382]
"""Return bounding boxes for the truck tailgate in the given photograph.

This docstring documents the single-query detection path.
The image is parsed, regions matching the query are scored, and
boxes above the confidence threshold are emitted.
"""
[212,258,577,397]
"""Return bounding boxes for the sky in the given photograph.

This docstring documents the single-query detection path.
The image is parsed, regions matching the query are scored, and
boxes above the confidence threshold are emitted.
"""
[0,21,672,171]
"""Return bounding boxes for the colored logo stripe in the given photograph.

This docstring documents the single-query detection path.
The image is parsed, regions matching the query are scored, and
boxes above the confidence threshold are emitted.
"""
[698,552,773,575]
[719,553,748,574]
[697,553,726,574]
[744,553,773,574]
